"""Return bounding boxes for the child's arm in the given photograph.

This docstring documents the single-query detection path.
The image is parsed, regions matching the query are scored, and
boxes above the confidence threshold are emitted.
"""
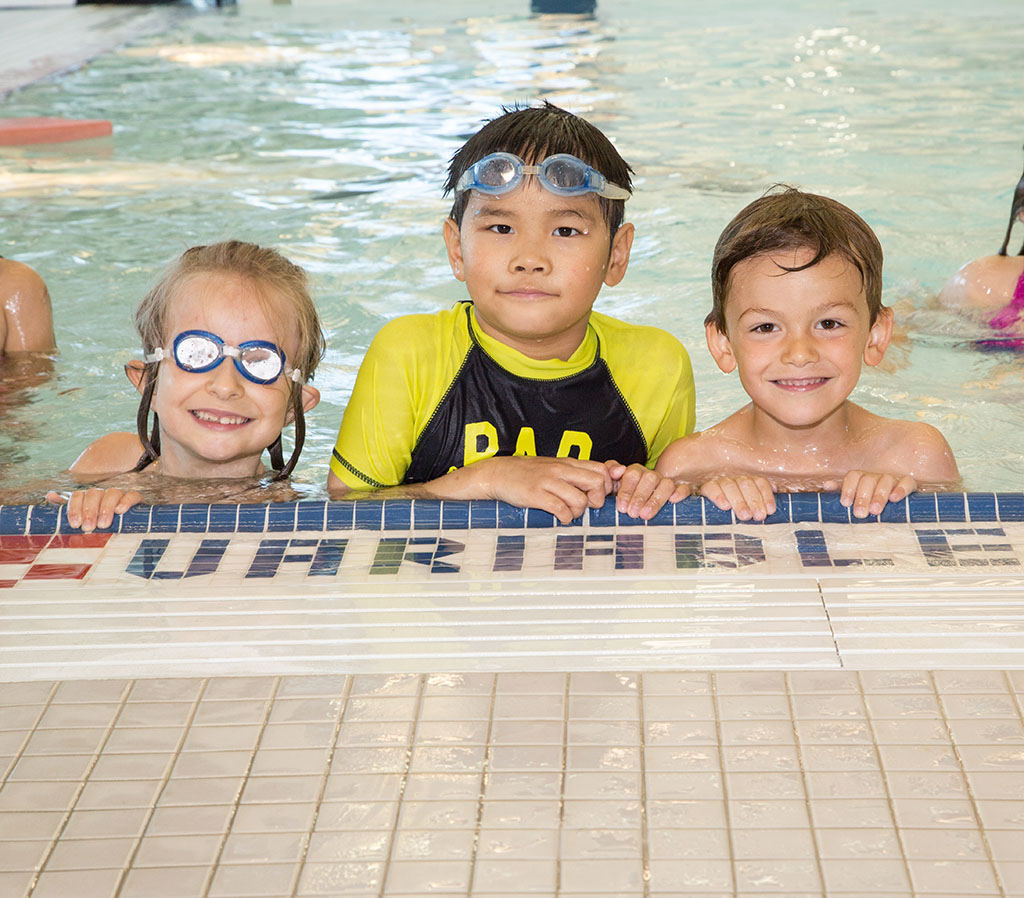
[329,455,614,525]
[44,432,148,532]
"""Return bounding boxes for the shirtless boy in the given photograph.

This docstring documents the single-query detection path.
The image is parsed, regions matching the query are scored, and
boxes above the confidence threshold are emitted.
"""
[655,187,959,520]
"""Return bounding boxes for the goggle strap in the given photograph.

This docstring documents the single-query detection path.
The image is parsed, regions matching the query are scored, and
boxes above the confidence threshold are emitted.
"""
[132,369,160,472]
[273,383,306,480]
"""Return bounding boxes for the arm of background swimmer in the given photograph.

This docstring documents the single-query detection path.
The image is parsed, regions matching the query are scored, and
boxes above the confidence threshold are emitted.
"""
[1,260,56,353]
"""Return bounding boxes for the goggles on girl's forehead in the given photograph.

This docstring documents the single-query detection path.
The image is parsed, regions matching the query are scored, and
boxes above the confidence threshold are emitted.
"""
[144,330,303,385]
[455,152,630,201]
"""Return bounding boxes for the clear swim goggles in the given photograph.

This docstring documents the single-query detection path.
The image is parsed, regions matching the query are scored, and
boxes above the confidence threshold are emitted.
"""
[145,330,303,385]
[454,152,630,200]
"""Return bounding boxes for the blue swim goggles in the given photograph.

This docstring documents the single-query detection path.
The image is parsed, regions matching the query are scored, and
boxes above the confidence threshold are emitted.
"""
[145,330,303,385]
[455,152,630,201]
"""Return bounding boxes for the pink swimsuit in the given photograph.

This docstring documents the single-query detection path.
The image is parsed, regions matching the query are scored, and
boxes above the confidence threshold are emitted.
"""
[988,266,1024,330]
[975,266,1024,351]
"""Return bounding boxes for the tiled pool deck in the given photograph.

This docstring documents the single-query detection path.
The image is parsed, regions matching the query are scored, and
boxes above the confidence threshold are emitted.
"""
[3,494,1024,897]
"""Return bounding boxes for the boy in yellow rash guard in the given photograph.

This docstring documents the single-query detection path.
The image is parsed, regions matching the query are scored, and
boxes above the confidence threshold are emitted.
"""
[328,103,695,523]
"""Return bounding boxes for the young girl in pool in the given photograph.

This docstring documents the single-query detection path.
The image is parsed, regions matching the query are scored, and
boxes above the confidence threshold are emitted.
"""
[49,240,325,531]
[938,149,1024,345]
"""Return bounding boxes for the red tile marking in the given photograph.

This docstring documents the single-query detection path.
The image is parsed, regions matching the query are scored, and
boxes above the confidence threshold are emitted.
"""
[24,564,92,581]
[0,535,53,563]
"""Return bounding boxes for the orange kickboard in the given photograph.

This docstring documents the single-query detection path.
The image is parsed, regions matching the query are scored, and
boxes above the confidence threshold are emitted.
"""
[0,117,113,145]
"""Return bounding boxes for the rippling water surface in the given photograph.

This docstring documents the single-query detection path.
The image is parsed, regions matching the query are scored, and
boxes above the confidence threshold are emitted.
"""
[1,0,1022,497]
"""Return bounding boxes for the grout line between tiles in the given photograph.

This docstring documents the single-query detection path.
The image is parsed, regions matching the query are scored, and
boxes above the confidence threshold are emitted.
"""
[817,580,844,669]
[288,675,353,898]
[467,673,498,898]
[555,671,570,898]
[710,673,738,896]
[0,681,58,784]
[861,670,922,897]
[785,672,827,898]
[200,677,282,898]
[24,680,133,897]
[933,671,1008,898]
[637,673,651,898]
[376,674,425,898]
[111,677,211,898]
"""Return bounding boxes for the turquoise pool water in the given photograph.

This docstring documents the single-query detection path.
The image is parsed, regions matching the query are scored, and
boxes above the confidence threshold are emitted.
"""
[1,0,1022,497]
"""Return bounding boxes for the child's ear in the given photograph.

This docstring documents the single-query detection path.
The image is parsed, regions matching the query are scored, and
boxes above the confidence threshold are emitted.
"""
[863,306,894,367]
[300,384,320,414]
[705,321,737,374]
[284,385,321,425]
[603,222,634,287]
[443,218,465,282]
[124,360,147,393]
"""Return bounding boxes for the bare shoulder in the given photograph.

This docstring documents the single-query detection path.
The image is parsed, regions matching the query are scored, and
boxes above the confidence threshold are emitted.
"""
[860,412,959,484]
[69,432,145,477]
[655,413,744,479]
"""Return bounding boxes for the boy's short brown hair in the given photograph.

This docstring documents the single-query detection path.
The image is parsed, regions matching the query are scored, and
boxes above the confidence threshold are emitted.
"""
[708,186,884,332]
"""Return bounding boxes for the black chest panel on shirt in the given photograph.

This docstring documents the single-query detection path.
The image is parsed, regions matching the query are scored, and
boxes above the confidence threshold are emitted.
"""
[404,339,647,484]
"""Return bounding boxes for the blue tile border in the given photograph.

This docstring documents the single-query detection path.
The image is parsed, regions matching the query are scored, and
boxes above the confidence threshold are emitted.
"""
[0,492,1006,536]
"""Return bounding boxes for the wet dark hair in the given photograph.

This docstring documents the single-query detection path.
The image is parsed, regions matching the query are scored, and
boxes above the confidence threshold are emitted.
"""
[997,146,1024,257]
[708,186,884,332]
[132,241,326,480]
[444,101,633,236]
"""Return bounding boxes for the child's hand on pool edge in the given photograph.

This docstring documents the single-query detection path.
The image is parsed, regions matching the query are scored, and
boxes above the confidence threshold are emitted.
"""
[606,461,677,519]
[831,470,917,519]
[46,487,144,532]
[699,475,777,522]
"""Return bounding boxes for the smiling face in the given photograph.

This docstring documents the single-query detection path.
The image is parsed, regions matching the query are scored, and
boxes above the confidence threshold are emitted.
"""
[443,181,633,360]
[706,249,893,435]
[147,272,311,479]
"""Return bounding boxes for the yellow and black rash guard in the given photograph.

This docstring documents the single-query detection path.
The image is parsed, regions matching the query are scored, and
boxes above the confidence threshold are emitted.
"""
[330,302,695,489]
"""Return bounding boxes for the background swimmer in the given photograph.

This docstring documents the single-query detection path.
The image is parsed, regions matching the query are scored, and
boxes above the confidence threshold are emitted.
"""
[938,148,1024,343]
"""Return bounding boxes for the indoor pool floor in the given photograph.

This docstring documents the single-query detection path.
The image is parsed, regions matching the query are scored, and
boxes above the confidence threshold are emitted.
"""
[3,495,1024,897]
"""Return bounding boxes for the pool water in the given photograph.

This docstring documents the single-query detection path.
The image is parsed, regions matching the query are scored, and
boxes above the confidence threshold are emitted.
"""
[1,0,1022,497]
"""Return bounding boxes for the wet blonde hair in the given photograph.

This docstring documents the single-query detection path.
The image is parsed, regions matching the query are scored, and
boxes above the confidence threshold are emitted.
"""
[133,240,326,478]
